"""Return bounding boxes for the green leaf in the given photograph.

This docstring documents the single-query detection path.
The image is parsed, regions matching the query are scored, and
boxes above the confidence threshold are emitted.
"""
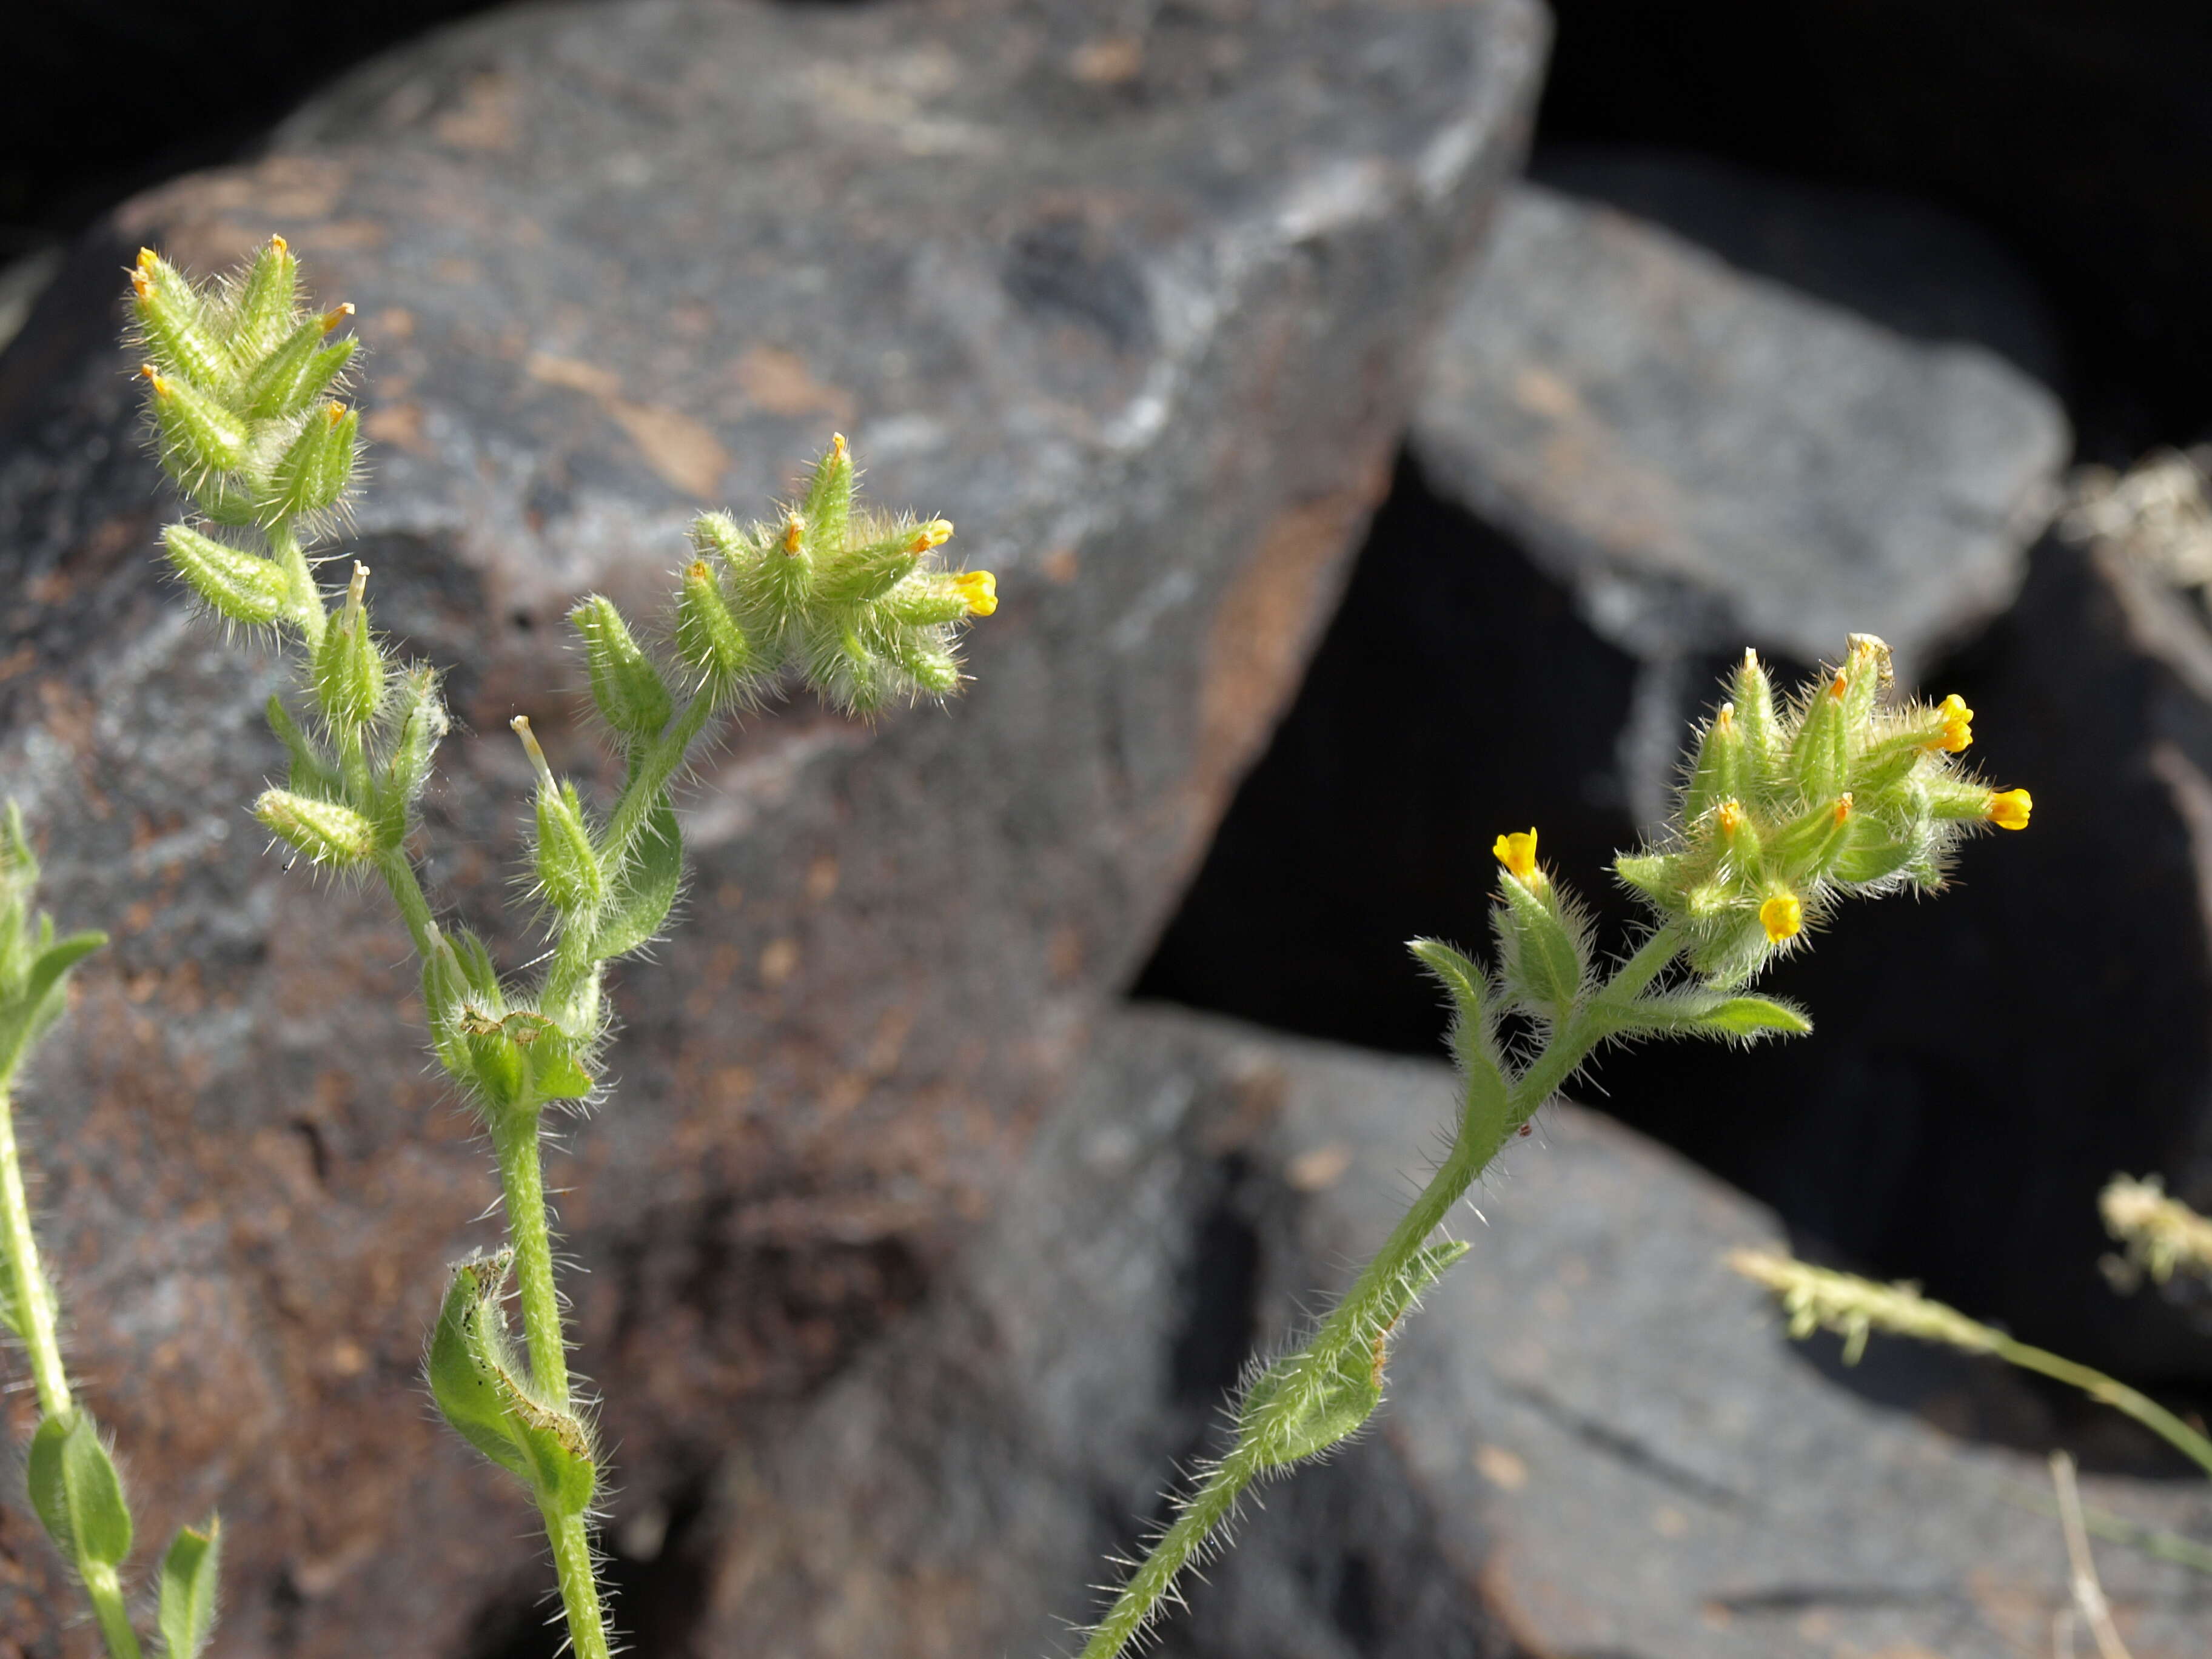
[1241,1352,1380,1468]
[1407,939,1511,1147]
[1601,988,1811,1044]
[426,1253,597,1515]
[28,1411,135,1572]
[0,928,104,1083]
[591,796,682,962]
[158,1518,222,1659]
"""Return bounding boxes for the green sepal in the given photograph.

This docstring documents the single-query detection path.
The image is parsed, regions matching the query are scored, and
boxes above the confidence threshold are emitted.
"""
[1790,679,1851,803]
[189,473,263,529]
[817,529,923,608]
[132,253,232,387]
[379,669,449,820]
[1923,776,1996,822]
[227,237,301,361]
[163,525,291,627]
[879,579,968,629]
[241,317,355,420]
[310,585,386,729]
[1731,651,1783,788]
[881,631,960,698]
[591,795,682,961]
[1766,796,1853,876]
[28,1411,135,1574]
[1681,709,1744,825]
[1600,988,1811,1043]
[426,1252,598,1516]
[1492,875,1586,1024]
[150,372,251,476]
[1831,815,1919,885]
[801,434,854,552]
[158,1517,223,1659]
[533,780,605,915]
[263,405,358,523]
[1614,851,1684,906]
[253,788,381,867]
[673,560,756,686]
[571,597,673,739]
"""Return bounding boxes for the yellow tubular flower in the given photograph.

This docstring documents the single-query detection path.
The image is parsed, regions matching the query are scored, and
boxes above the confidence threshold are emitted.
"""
[950,569,997,617]
[1493,828,1538,880]
[1932,692,1973,753]
[1986,788,2032,831]
[1760,891,1803,942]
[1715,800,1744,837]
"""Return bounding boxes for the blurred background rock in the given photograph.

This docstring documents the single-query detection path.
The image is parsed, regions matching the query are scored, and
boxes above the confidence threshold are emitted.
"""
[8,3,2212,1657]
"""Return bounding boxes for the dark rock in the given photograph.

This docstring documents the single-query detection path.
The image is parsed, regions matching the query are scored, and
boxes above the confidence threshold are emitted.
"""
[740,1004,2212,1658]
[1415,181,2068,691]
[0,0,1546,1649]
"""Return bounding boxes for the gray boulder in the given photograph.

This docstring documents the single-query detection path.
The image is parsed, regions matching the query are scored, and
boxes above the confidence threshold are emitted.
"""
[867,1007,2211,1659]
[0,0,1546,1649]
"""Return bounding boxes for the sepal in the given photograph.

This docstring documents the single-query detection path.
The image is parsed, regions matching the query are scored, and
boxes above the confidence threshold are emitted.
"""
[310,563,386,728]
[163,525,290,626]
[254,788,381,867]
[158,1518,223,1659]
[263,403,358,523]
[571,597,673,739]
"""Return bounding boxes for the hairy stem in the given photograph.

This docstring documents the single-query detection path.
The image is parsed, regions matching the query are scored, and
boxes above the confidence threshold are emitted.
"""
[543,1504,612,1659]
[0,1087,70,1419]
[1079,924,1687,1657]
[84,1567,144,1659]
[488,1101,569,1403]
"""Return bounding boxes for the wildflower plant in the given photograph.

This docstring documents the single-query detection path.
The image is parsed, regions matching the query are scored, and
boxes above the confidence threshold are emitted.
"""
[1,807,222,1659]
[121,238,996,1657]
[1067,634,2031,1658]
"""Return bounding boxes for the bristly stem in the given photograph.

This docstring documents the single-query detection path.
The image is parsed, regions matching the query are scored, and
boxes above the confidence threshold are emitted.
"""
[1077,922,1686,1659]
[543,1506,613,1659]
[488,1099,571,1404]
[83,1568,145,1659]
[0,1086,71,1420]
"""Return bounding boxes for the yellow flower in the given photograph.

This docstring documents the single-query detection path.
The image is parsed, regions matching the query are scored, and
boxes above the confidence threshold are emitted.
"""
[1715,800,1744,837]
[1931,693,1972,753]
[1985,788,2031,831]
[950,569,998,617]
[1760,891,1802,942]
[1492,828,1538,880]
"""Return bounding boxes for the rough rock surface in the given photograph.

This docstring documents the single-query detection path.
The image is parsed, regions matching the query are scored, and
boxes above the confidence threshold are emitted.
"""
[0,0,1546,1649]
[708,1004,2212,1659]
[1413,176,2068,818]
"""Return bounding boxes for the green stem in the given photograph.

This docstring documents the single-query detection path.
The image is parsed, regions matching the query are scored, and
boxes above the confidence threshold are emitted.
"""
[1078,923,1687,1656]
[540,692,719,1022]
[83,1566,145,1659]
[0,1086,71,1418]
[542,1504,612,1659]
[488,1101,569,1403]
[267,520,327,651]
[1989,1333,2212,1480]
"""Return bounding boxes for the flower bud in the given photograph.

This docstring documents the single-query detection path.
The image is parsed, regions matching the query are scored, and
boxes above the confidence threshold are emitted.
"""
[264,402,358,522]
[130,249,232,387]
[163,525,292,626]
[571,595,672,738]
[254,788,380,867]
[146,366,250,475]
[673,560,756,685]
[240,312,356,420]
[1985,787,2032,831]
[1789,668,1851,802]
[802,432,854,551]
[1731,649,1782,781]
[227,235,301,362]
[1683,704,1744,824]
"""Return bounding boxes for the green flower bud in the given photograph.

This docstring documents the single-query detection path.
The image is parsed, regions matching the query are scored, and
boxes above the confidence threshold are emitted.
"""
[310,563,386,728]
[227,234,302,363]
[240,309,356,419]
[163,524,291,626]
[1730,648,1783,790]
[1789,667,1851,802]
[673,559,756,685]
[380,667,449,817]
[254,788,380,867]
[264,402,359,523]
[1489,830,1587,1022]
[130,248,232,387]
[1682,703,1745,825]
[144,365,251,476]
[571,595,672,738]
[802,431,854,551]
